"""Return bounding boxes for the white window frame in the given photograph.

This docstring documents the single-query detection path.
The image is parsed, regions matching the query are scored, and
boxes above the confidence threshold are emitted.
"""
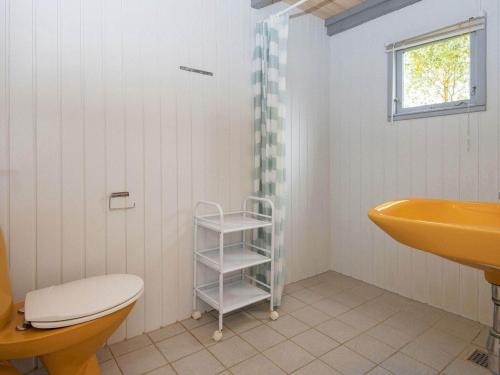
[387,17,487,122]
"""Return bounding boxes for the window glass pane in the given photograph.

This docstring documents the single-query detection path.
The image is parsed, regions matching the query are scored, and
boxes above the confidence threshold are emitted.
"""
[402,34,471,108]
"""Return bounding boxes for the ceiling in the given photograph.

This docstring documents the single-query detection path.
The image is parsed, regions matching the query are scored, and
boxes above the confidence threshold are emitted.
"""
[282,0,367,19]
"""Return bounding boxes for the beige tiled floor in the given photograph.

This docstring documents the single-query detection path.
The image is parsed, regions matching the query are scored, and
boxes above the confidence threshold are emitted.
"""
[25,271,491,375]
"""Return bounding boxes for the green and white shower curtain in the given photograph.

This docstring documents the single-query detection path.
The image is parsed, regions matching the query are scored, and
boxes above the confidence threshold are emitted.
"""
[252,14,288,306]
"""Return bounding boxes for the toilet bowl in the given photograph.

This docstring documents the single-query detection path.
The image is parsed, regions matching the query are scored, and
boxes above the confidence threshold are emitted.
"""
[0,228,144,375]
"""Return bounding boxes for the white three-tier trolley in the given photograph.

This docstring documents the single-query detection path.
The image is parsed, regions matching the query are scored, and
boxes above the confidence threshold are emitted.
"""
[191,196,279,341]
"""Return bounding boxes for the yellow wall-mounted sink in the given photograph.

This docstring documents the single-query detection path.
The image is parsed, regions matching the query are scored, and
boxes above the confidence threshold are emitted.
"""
[368,198,500,284]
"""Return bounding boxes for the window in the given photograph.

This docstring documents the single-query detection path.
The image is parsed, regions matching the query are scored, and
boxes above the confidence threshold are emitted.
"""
[387,17,486,121]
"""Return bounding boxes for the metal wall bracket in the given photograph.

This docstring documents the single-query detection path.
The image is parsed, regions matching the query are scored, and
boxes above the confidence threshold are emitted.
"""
[109,192,135,211]
[16,321,31,331]
[180,66,214,76]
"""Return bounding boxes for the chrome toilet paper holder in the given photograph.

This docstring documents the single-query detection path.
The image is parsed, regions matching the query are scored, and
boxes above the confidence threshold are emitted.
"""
[109,192,135,210]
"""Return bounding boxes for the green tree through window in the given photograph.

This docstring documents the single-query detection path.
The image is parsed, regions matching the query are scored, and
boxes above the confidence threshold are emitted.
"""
[403,34,471,108]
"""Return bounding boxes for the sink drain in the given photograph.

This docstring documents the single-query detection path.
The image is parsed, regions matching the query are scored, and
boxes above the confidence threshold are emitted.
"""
[467,349,489,368]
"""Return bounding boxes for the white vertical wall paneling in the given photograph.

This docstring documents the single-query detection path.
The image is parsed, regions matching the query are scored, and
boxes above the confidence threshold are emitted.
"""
[211,15,225,241]
[425,116,444,308]
[204,0,218,210]
[0,0,8,259]
[371,80,386,288]
[241,5,253,231]
[1,0,331,347]
[329,48,340,275]
[60,0,85,284]
[292,14,306,281]
[35,0,61,290]
[215,0,231,213]
[365,31,387,288]
[383,124,398,292]
[285,10,330,282]
[175,0,195,322]
[103,0,126,282]
[288,14,301,282]
[298,16,309,279]
[143,0,163,334]
[159,0,179,327]
[192,0,214,310]
[9,0,36,301]
[459,111,479,320]
[228,0,248,212]
[396,124,412,297]
[477,0,500,326]
[310,17,322,276]
[410,120,428,303]
[83,0,106,278]
[329,0,499,324]
[387,12,412,296]
[359,33,376,286]
[337,47,350,276]
[104,0,127,344]
[442,112,461,313]
[193,0,208,217]
[123,0,146,339]
[315,19,330,276]
[349,44,362,282]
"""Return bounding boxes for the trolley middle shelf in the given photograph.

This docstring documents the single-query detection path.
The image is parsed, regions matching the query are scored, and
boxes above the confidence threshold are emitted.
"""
[195,243,271,273]
[195,278,271,314]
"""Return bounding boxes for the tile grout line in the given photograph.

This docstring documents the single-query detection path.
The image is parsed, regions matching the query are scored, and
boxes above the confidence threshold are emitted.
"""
[21,271,485,375]
[97,271,487,375]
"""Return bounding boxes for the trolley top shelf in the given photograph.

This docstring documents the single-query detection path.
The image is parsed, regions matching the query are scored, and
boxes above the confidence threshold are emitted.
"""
[196,212,272,233]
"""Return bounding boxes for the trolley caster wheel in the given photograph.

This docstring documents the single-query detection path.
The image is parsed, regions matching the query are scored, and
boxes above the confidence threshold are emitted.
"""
[270,311,279,321]
[191,311,202,320]
[213,330,223,342]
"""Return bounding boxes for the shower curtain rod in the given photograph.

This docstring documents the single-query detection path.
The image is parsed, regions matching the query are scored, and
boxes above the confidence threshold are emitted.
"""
[273,0,313,17]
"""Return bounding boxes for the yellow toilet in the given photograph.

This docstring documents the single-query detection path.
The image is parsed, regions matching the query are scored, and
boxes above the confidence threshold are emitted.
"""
[0,228,143,375]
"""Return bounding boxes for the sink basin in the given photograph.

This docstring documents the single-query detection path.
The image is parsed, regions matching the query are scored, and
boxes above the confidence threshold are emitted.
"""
[368,198,500,284]
[369,198,500,374]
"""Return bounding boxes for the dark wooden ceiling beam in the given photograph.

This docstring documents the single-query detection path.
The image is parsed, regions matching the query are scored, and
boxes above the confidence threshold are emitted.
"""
[251,0,281,9]
[325,0,422,36]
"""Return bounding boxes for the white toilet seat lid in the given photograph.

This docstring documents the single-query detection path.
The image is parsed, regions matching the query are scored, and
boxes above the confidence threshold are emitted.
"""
[29,289,143,329]
[25,274,144,325]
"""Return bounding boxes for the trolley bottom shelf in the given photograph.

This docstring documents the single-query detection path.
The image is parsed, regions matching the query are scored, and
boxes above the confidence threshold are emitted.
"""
[196,279,270,314]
